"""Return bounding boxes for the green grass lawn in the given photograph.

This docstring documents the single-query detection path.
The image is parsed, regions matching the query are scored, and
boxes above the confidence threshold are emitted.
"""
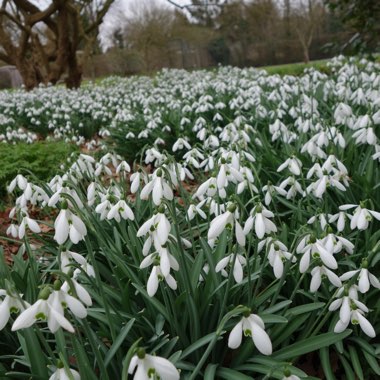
[0,141,78,207]
[260,59,329,76]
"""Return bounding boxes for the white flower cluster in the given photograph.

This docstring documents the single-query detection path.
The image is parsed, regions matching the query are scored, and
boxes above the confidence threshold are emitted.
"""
[3,56,380,378]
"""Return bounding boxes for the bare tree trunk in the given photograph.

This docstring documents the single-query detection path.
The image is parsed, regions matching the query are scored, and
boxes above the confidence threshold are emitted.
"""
[0,0,115,89]
[303,45,310,63]
[17,59,39,90]
[65,52,82,88]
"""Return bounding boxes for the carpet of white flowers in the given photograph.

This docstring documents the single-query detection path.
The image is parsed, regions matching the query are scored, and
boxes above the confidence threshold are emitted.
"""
[1,56,380,380]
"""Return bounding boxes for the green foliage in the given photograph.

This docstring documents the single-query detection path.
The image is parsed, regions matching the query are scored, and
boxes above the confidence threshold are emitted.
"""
[0,141,78,198]
[1,57,380,379]
[326,0,380,54]
[208,37,230,65]
[262,60,330,76]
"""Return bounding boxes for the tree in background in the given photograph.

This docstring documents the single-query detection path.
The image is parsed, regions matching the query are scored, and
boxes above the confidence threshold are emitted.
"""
[325,0,380,54]
[0,0,114,89]
[121,0,175,71]
[214,0,247,66]
[291,0,326,63]
[187,0,225,26]
[245,0,281,64]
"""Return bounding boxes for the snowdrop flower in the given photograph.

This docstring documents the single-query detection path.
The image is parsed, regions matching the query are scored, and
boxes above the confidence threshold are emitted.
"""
[310,265,341,292]
[94,162,112,177]
[128,349,179,380]
[352,126,377,146]
[307,213,328,230]
[54,207,87,245]
[200,155,215,171]
[116,160,131,174]
[262,182,287,205]
[6,224,18,238]
[144,147,165,165]
[322,155,348,176]
[307,171,347,199]
[328,211,347,232]
[207,204,245,246]
[279,176,305,199]
[60,250,95,277]
[187,200,207,221]
[59,278,91,309]
[194,176,226,200]
[18,213,41,239]
[140,168,173,206]
[0,290,29,330]
[237,166,258,195]
[86,182,97,206]
[262,239,296,279]
[297,235,337,273]
[215,253,246,283]
[333,306,375,338]
[321,232,354,254]
[172,137,191,151]
[7,174,28,193]
[49,364,80,380]
[154,137,165,146]
[277,156,302,176]
[205,134,220,148]
[340,264,380,293]
[107,200,135,222]
[12,288,74,333]
[130,171,144,193]
[334,103,352,125]
[29,185,49,206]
[94,195,113,220]
[216,158,244,189]
[100,152,121,168]
[140,247,179,279]
[228,313,272,355]
[340,203,380,230]
[329,287,365,326]
[301,139,327,160]
[146,265,177,297]
[208,209,233,240]
[137,208,171,250]
[48,186,83,209]
[244,204,277,239]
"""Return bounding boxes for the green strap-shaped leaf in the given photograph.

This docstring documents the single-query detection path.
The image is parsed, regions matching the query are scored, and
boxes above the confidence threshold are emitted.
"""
[104,318,135,367]
[273,330,352,361]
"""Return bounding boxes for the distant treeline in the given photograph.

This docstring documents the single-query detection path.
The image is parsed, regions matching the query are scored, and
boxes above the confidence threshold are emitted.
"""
[83,0,356,78]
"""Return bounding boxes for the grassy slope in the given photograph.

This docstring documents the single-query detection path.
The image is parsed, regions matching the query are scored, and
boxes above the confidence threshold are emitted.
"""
[260,59,329,76]
[0,141,78,205]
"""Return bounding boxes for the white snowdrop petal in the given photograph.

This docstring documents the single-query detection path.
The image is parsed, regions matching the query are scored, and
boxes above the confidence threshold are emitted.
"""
[358,269,370,293]
[54,210,69,244]
[255,214,265,239]
[334,318,349,333]
[251,324,272,355]
[208,212,231,240]
[149,355,180,380]
[65,295,87,318]
[235,221,245,246]
[228,321,243,349]
[147,267,159,297]
[233,259,243,283]
[215,256,230,273]
[273,255,284,279]
[356,312,376,338]
[310,270,321,292]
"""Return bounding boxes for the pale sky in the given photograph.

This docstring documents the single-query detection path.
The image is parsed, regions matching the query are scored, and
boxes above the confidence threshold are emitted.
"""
[99,0,202,50]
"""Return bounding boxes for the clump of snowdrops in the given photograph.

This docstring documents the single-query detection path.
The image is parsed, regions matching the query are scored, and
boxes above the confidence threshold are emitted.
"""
[1,56,380,379]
